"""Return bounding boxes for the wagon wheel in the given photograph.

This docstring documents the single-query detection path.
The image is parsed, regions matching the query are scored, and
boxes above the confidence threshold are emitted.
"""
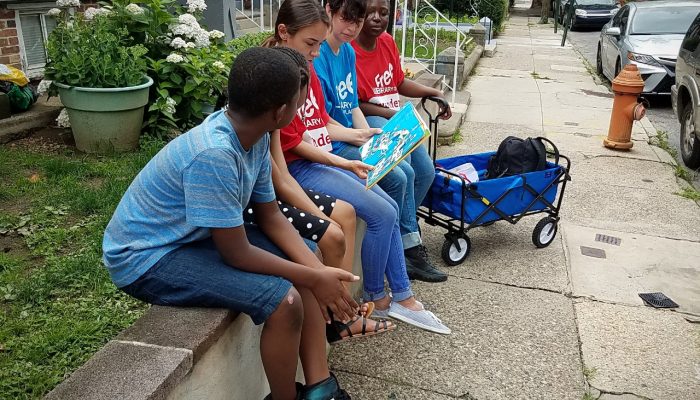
[532,217,558,248]
[441,234,471,266]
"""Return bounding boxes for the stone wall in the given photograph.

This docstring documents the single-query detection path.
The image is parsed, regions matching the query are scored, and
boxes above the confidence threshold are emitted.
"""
[0,6,20,68]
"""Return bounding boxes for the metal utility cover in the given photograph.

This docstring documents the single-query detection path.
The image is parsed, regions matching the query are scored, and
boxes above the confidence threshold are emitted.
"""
[595,234,622,246]
[638,292,679,308]
[580,246,606,259]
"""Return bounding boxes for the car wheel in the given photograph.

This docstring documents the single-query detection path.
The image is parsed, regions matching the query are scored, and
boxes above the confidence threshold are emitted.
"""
[680,102,700,168]
[596,45,603,75]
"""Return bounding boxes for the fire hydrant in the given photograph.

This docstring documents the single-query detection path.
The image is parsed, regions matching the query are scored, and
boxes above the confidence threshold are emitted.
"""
[604,64,646,150]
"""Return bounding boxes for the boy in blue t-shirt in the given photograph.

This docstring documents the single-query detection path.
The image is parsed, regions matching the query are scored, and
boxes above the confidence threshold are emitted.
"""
[103,48,357,400]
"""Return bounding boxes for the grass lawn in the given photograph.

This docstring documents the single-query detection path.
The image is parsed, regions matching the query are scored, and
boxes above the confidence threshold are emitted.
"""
[0,134,162,398]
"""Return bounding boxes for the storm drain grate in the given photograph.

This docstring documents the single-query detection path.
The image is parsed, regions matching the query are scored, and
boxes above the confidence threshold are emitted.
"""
[638,292,679,309]
[580,246,606,259]
[595,234,621,246]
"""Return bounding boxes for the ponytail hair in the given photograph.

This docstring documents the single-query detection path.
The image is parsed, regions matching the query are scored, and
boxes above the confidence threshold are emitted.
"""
[261,0,330,47]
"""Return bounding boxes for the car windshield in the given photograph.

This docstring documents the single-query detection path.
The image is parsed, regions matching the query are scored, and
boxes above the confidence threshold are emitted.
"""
[576,0,616,5]
[631,7,700,35]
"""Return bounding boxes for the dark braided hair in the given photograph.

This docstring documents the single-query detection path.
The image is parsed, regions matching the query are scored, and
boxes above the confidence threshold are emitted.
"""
[270,46,310,89]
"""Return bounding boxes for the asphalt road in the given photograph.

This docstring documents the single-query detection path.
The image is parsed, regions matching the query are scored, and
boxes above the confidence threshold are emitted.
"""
[565,28,700,189]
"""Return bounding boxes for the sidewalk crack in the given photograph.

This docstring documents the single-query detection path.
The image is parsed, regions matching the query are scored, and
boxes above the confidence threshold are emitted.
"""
[589,384,654,400]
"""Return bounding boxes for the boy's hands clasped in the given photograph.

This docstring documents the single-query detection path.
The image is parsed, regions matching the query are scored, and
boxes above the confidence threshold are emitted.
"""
[311,266,360,324]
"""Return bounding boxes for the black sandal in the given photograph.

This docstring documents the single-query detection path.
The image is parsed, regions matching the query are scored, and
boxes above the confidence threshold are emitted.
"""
[325,309,396,344]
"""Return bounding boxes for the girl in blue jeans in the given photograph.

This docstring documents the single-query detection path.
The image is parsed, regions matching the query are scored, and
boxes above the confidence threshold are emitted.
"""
[265,0,450,334]
[313,0,448,282]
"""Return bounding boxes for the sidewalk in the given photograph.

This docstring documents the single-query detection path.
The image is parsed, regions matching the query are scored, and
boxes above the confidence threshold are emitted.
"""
[329,5,700,400]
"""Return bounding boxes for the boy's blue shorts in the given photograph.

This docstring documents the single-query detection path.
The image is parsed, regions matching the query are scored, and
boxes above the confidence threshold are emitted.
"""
[120,224,316,325]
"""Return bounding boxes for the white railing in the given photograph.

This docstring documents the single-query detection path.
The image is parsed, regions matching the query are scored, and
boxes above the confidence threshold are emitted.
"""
[232,0,281,33]
[393,0,471,103]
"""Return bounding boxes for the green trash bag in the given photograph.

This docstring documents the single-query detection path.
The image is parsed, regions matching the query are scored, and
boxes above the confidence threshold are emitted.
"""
[4,83,37,112]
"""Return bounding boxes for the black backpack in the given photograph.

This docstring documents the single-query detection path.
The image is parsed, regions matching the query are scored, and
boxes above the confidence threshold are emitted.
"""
[486,136,556,179]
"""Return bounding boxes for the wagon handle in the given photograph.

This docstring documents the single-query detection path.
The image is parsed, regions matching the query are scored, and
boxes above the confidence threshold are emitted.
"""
[421,96,450,122]
[537,137,560,166]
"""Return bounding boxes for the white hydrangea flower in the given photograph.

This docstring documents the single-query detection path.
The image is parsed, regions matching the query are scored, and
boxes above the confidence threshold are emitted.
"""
[164,97,177,114]
[37,79,53,95]
[125,3,145,15]
[165,53,185,63]
[178,13,198,26]
[193,29,210,48]
[212,61,225,70]
[84,7,99,20]
[56,108,71,128]
[47,8,62,17]
[187,0,207,13]
[209,30,224,39]
[56,0,80,7]
[170,37,187,49]
[185,41,196,49]
[170,23,195,37]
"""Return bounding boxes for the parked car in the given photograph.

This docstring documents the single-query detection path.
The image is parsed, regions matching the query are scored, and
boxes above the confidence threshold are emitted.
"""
[672,12,700,168]
[558,0,619,30]
[597,1,700,95]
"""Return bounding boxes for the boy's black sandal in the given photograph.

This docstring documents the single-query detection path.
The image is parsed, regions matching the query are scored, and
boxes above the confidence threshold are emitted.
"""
[325,303,395,344]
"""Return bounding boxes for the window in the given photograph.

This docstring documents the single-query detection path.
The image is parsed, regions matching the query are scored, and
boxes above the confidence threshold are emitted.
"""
[16,11,57,75]
[681,14,700,53]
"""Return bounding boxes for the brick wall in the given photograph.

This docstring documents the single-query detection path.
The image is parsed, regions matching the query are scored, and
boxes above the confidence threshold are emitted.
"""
[0,6,20,68]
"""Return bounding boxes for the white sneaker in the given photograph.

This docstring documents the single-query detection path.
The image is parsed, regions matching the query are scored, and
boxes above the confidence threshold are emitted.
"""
[387,302,451,335]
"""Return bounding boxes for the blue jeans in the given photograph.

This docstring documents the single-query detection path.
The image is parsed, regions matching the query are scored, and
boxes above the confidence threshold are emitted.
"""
[288,160,413,303]
[121,224,315,325]
[335,118,435,249]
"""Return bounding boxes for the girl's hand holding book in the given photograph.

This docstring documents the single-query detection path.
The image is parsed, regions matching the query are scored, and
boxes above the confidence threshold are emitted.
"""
[343,160,374,179]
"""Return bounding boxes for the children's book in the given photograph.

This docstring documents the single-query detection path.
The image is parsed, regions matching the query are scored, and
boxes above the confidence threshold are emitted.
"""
[360,102,431,188]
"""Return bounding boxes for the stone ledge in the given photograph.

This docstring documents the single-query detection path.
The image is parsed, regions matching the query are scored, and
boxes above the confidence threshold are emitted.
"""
[44,340,192,400]
[117,306,235,364]
[0,98,61,144]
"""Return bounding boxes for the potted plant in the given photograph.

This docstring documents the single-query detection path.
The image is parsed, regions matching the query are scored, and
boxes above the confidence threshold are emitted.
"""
[44,4,152,153]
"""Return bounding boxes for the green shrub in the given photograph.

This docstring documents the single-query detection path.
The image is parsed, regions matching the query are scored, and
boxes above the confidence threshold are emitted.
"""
[475,0,510,32]
[44,13,148,90]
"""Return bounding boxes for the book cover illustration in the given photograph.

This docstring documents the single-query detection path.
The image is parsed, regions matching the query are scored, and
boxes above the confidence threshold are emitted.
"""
[360,102,431,188]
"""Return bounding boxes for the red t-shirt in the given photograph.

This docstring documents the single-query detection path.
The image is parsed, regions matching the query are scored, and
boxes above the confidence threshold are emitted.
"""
[280,64,332,163]
[352,32,405,111]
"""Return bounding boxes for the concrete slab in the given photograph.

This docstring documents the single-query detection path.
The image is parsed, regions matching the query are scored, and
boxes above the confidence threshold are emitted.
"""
[477,55,536,71]
[466,104,542,127]
[542,105,612,131]
[332,371,456,400]
[549,64,589,73]
[329,277,585,400]
[420,217,570,293]
[561,177,700,240]
[465,75,541,94]
[444,121,542,157]
[563,223,700,315]
[473,67,534,79]
[543,130,661,162]
[569,155,680,193]
[575,300,700,399]
[45,341,192,400]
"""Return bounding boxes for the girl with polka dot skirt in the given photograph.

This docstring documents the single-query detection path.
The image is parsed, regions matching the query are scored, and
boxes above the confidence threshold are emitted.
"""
[263,0,450,336]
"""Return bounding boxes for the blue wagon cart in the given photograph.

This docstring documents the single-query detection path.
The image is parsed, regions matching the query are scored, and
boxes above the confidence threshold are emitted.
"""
[417,97,572,266]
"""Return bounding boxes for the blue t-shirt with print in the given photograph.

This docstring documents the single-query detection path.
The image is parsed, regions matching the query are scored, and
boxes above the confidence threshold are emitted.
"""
[102,110,275,287]
[314,41,359,153]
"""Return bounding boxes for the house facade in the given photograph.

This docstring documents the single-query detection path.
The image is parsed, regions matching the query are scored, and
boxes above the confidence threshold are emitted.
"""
[0,0,95,79]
